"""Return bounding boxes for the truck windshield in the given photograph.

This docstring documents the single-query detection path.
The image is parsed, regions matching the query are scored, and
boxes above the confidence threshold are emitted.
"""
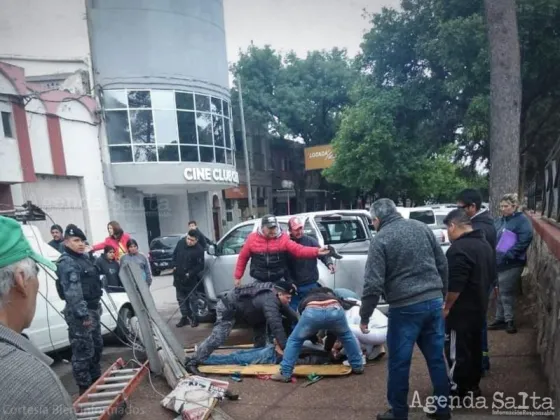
[315,217,368,245]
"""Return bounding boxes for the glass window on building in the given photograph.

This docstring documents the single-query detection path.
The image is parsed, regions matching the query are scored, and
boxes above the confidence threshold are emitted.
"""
[102,89,234,164]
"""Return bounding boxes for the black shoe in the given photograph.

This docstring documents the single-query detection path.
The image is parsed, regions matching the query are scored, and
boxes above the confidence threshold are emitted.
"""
[488,320,506,330]
[506,321,517,334]
[176,317,188,328]
[184,357,203,376]
[190,318,199,328]
[376,409,407,420]
[327,245,343,260]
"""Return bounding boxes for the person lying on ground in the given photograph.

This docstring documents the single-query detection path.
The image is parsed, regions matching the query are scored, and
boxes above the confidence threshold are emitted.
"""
[200,339,332,366]
[185,281,298,375]
[332,289,388,361]
[234,215,331,286]
[271,287,364,382]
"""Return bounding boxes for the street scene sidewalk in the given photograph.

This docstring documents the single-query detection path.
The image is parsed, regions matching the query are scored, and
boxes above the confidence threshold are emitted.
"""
[53,275,551,419]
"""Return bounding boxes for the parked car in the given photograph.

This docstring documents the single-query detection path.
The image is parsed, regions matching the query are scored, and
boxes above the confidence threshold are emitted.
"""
[202,210,389,314]
[148,234,183,276]
[20,224,134,354]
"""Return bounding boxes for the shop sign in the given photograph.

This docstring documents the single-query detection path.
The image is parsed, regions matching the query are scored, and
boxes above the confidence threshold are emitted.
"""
[304,144,335,170]
[183,167,239,184]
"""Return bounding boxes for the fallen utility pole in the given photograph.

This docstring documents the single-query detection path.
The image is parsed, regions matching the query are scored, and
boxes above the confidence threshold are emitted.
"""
[119,261,233,419]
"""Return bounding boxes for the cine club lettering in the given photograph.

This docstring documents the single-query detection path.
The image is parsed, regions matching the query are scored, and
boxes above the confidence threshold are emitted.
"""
[183,168,240,184]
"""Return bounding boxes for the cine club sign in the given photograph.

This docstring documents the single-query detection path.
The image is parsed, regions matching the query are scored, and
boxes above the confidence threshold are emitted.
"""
[304,144,335,171]
[183,167,239,184]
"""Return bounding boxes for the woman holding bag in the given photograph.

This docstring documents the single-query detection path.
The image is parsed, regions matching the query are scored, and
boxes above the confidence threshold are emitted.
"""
[489,193,533,334]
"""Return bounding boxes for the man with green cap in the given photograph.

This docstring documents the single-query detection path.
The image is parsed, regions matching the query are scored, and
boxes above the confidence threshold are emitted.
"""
[57,223,103,395]
[0,216,77,419]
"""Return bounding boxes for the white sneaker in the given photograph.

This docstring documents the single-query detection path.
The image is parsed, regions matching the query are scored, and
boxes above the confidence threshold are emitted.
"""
[343,354,366,366]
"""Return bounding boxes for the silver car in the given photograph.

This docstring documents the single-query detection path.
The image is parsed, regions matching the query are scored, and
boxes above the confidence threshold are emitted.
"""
[202,211,390,314]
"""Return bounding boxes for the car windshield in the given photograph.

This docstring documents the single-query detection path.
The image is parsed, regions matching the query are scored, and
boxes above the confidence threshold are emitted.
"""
[315,217,367,245]
[151,236,181,250]
[409,210,436,225]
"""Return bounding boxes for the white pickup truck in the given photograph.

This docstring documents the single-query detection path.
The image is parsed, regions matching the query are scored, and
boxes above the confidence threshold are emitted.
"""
[20,223,134,354]
[202,210,390,314]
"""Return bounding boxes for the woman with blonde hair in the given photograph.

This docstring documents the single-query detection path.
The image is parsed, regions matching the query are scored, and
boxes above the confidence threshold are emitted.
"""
[489,193,533,334]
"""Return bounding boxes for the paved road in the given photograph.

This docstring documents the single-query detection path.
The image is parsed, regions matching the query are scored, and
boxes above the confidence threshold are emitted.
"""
[52,276,552,420]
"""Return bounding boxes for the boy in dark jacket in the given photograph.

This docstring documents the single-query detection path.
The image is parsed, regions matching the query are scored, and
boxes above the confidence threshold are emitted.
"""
[185,280,298,375]
[456,188,498,374]
[95,245,123,292]
[286,217,335,311]
[443,209,496,399]
[172,229,205,328]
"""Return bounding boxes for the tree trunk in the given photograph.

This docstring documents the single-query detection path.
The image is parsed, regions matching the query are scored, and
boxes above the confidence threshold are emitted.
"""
[484,0,522,217]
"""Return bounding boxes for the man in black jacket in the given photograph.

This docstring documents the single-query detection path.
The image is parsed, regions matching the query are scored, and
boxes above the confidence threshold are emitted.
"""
[443,209,496,399]
[188,220,213,251]
[286,217,335,311]
[456,188,497,374]
[185,280,298,375]
[173,229,205,328]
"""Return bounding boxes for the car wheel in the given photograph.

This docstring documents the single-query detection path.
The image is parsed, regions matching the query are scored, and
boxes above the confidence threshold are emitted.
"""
[152,269,161,277]
[116,306,134,343]
[193,292,215,323]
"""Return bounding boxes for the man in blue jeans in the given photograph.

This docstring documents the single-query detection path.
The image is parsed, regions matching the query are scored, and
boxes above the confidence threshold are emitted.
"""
[361,199,451,420]
[271,287,364,381]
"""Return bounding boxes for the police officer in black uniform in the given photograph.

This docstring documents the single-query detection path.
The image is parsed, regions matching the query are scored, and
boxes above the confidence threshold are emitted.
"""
[56,224,103,395]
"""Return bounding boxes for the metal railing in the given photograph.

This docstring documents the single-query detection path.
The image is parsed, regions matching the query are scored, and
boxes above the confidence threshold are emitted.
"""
[527,140,560,221]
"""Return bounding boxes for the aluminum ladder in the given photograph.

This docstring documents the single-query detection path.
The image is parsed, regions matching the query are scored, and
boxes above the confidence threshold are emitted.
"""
[72,358,149,420]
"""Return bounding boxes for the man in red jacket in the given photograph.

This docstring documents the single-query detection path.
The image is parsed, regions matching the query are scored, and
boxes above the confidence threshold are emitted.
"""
[234,215,330,287]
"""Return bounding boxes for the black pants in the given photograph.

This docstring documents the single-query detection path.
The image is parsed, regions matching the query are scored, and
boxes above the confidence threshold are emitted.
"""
[445,323,483,394]
[176,283,197,320]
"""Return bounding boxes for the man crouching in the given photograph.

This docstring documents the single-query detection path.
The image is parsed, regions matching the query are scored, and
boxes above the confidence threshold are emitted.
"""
[271,287,364,382]
[185,280,298,375]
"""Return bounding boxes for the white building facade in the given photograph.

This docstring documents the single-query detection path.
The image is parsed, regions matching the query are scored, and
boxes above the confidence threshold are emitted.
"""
[0,0,238,251]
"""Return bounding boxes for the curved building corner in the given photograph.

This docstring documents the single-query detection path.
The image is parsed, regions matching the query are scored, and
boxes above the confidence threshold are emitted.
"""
[87,0,236,247]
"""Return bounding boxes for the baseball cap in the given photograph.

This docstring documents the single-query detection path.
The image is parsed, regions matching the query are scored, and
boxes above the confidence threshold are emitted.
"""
[288,217,303,230]
[0,216,57,271]
[274,280,296,295]
[261,214,278,228]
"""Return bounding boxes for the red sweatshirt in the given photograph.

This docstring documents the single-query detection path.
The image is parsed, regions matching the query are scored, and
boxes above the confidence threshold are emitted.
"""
[234,230,319,282]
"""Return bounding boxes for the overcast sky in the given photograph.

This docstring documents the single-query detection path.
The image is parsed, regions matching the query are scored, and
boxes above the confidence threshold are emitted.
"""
[223,0,401,64]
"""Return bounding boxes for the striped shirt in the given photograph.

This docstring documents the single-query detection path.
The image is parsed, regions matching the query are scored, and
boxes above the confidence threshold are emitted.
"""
[0,324,77,419]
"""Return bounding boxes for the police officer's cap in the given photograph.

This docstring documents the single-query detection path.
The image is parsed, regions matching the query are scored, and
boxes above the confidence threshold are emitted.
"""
[64,224,87,241]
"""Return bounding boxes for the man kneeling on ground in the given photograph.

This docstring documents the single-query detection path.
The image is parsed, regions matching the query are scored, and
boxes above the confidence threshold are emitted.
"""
[185,280,298,375]
[271,287,364,382]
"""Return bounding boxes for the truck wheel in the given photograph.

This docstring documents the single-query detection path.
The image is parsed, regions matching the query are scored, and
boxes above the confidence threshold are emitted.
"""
[193,292,216,323]
[116,306,134,343]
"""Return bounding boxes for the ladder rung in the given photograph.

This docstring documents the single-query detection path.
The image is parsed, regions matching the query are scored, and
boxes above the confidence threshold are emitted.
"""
[104,374,135,382]
[88,391,121,398]
[78,400,113,408]
[95,383,126,390]
[77,408,105,418]
[110,368,139,374]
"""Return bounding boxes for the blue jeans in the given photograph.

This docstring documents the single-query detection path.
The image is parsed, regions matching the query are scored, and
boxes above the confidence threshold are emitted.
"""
[203,345,278,365]
[289,282,321,313]
[280,305,363,377]
[387,298,449,418]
